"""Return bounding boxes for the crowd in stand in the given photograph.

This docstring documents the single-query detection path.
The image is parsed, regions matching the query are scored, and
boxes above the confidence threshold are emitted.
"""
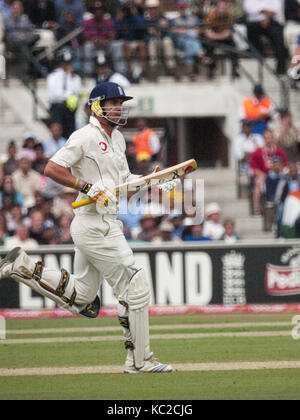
[234,84,300,238]
[0,0,299,82]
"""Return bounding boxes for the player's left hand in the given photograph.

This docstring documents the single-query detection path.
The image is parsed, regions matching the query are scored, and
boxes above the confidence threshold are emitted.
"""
[95,187,118,215]
[157,178,181,193]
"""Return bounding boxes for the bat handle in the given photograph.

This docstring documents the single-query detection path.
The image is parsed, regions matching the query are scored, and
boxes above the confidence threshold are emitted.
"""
[72,198,93,209]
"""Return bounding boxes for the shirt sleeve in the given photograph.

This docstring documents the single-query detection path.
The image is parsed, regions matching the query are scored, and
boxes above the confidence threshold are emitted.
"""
[50,132,84,168]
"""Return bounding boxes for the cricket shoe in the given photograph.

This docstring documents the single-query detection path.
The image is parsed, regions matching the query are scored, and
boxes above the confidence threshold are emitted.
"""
[124,356,173,374]
[0,247,23,279]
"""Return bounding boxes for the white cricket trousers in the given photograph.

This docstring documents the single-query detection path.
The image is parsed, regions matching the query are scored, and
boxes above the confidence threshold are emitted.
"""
[70,214,138,308]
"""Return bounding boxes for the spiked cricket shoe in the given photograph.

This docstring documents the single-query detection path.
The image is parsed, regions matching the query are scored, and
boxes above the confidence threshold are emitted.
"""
[124,356,173,374]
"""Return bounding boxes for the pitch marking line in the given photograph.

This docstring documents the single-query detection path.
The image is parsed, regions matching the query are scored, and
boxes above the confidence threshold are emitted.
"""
[0,331,292,345]
[1,361,300,377]
[6,322,292,336]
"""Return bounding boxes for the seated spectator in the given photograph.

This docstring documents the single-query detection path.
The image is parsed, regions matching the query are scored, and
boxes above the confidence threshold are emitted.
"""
[23,0,57,29]
[32,143,48,175]
[43,122,67,158]
[276,110,300,161]
[2,141,18,175]
[82,1,116,77]
[21,132,37,161]
[285,0,300,23]
[4,224,39,250]
[263,155,286,232]
[0,174,24,209]
[0,0,12,18]
[243,0,288,75]
[239,84,277,135]
[6,204,24,235]
[220,219,240,243]
[152,220,182,243]
[137,214,160,242]
[94,52,131,88]
[27,209,45,243]
[281,190,300,238]
[4,1,40,74]
[11,154,41,208]
[57,214,73,244]
[203,0,240,79]
[288,34,300,89]
[28,191,46,214]
[234,119,264,173]
[41,198,58,229]
[56,9,83,74]
[170,0,204,81]
[249,129,288,215]
[203,202,225,239]
[52,186,76,219]
[54,0,85,26]
[0,211,9,246]
[115,2,148,83]
[132,119,161,162]
[169,214,184,239]
[41,226,60,245]
[183,223,213,241]
[145,0,178,81]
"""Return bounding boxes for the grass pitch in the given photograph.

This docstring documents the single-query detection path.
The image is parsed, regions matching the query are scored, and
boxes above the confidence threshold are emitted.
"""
[0,313,300,400]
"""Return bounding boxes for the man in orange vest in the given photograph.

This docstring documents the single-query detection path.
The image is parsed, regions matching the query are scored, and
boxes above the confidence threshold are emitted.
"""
[132,119,161,161]
[239,85,277,135]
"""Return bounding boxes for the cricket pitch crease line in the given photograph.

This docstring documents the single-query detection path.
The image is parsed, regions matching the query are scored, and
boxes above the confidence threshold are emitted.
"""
[1,361,300,377]
[0,330,292,345]
[6,322,292,336]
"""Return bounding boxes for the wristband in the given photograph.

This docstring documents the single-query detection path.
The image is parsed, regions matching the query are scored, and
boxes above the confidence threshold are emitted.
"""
[73,178,79,190]
[80,183,92,194]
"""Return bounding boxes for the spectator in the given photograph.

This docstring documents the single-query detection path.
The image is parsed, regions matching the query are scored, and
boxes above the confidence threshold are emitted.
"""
[276,110,300,161]
[52,187,76,219]
[0,9,5,55]
[170,0,204,81]
[82,1,116,76]
[239,84,277,135]
[132,119,161,162]
[54,0,85,26]
[11,155,41,208]
[27,209,45,243]
[23,0,57,29]
[0,211,9,246]
[28,190,46,214]
[0,0,12,18]
[285,0,300,23]
[126,141,139,173]
[249,129,288,216]
[281,190,300,238]
[137,214,160,242]
[4,1,40,74]
[56,10,83,73]
[0,174,24,209]
[288,33,300,89]
[203,202,225,239]
[2,141,18,175]
[115,2,148,82]
[4,224,39,250]
[243,0,288,75]
[169,214,184,239]
[118,192,144,239]
[41,226,60,245]
[43,122,67,158]
[57,214,73,244]
[32,143,48,175]
[203,0,240,80]
[47,49,82,139]
[220,219,240,243]
[234,119,264,173]
[94,52,131,88]
[263,155,286,232]
[145,0,178,81]
[183,223,213,241]
[41,198,58,229]
[152,220,182,243]
[6,204,24,235]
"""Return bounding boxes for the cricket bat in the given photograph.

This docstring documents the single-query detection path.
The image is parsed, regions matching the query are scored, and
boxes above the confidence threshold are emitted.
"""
[72,159,197,209]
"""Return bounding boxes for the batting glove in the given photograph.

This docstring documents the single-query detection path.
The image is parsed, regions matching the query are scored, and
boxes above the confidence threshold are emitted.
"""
[157,178,181,193]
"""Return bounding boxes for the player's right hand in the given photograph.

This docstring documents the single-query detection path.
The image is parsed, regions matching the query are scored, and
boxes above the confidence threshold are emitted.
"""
[87,180,105,201]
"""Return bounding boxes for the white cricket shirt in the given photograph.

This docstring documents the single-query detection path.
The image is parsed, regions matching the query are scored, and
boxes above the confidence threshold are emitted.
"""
[50,116,132,215]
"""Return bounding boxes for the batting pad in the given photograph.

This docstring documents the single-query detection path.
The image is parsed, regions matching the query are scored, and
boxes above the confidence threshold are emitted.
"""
[128,269,151,369]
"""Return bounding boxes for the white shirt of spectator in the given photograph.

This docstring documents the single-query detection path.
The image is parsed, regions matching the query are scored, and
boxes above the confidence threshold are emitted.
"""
[47,68,82,104]
[203,220,225,240]
[50,116,132,216]
[243,0,284,24]
[234,132,264,160]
